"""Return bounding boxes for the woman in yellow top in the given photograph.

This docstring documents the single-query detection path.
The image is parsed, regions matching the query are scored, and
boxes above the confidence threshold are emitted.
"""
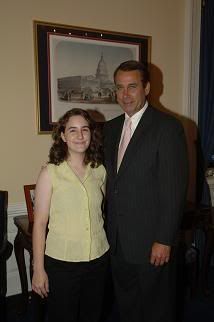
[32,108,109,322]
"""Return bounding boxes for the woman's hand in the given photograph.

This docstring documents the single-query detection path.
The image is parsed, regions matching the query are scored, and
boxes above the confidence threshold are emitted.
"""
[32,268,49,298]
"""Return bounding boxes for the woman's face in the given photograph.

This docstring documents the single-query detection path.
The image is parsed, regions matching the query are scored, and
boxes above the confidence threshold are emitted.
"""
[61,115,91,156]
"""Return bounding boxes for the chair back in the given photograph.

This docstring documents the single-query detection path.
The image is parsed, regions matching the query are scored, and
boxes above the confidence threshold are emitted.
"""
[24,185,36,223]
[0,191,8,250]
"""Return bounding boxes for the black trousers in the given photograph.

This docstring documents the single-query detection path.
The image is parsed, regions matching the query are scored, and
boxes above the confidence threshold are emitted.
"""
[45,252,109,322]
[111,250,177,322]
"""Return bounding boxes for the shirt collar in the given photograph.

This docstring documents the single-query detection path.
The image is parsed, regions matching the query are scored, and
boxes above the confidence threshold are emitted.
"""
[124,101,148,131]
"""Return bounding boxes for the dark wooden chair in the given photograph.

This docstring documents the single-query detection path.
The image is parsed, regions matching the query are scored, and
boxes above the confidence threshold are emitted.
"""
[13,185,46,316]
[178,203,200,298]
[180,204,214,296]
[198,206,214,294]
[0,191,13,319]
[13,183,34,313]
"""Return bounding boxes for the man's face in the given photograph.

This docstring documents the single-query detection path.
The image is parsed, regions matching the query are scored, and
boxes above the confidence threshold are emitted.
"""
[115,70,150,117]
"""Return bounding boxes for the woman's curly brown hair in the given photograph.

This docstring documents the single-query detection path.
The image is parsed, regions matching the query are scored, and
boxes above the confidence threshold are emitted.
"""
[49,108,103,168]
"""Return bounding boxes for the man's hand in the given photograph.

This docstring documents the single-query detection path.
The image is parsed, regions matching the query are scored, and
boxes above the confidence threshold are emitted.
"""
[150,242,171,266]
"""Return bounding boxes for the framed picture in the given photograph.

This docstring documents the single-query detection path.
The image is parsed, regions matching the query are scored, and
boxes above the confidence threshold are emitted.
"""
[24,184,36,223]
[34,20,151,133]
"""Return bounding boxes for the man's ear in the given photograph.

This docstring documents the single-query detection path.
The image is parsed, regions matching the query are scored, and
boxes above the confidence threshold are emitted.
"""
[145,82,150,96]
[61,132,66,142]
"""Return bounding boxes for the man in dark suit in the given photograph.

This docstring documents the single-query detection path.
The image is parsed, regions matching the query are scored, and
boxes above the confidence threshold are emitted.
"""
[104,60,188,322]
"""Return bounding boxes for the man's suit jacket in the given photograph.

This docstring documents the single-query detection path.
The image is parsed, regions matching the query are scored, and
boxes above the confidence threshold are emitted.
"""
[104,106,189,264]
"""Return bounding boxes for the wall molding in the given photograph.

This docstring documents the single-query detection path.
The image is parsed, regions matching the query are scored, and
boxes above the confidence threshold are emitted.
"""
[8,202,27,217]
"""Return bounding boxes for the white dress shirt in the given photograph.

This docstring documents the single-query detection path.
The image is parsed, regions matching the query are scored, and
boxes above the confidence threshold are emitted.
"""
[119,101,148,148]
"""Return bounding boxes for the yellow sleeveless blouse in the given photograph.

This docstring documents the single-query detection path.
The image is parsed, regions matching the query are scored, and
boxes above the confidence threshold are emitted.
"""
[45,161,109,262]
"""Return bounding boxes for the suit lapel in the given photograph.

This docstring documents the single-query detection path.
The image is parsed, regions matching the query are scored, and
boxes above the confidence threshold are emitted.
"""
[117,106,154,178]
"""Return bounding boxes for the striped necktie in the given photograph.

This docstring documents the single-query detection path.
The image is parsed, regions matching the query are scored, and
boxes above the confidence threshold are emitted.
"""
[117,118,132,171]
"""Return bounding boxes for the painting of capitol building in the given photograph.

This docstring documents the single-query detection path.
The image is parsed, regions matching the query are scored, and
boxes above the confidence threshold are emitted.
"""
[57,54,116,104]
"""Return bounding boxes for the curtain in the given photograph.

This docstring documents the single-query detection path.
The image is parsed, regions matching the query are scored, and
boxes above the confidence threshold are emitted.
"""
[198,0,214,205]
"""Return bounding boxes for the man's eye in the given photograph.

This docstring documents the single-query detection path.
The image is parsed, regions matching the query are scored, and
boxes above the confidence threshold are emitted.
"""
[116,86,123,91]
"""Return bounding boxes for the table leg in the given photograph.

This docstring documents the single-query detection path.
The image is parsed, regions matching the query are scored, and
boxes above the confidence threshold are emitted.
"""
[14,230,29,312]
